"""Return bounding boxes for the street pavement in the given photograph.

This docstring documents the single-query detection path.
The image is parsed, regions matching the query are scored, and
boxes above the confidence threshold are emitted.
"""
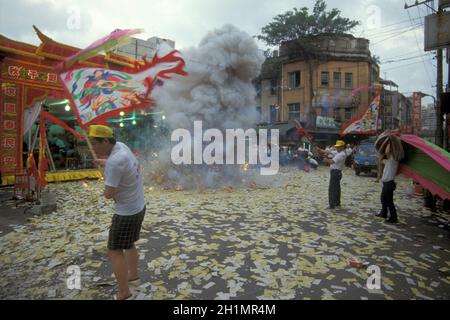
[0,166,449,300]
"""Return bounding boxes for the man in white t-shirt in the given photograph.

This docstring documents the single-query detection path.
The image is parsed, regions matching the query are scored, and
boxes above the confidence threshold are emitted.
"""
[88,125,145,300]
[317,140,348,209]
[375,150,399,223]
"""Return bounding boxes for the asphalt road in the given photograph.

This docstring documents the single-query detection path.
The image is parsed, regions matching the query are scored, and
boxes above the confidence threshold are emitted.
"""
[0,166,449,300]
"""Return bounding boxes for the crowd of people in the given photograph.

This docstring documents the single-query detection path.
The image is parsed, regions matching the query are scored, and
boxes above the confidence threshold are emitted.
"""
[315,139,399,223]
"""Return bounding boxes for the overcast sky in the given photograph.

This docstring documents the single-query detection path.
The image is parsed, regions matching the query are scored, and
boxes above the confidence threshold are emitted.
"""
[0,0,448,106]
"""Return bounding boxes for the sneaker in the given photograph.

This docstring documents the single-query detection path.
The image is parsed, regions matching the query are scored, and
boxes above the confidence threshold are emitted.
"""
[375,213,387,218]
[325,205,335,209]
[385,218,398,224]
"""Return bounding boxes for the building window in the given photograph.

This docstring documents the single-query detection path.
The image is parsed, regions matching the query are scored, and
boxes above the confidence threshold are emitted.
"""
[345,107,352,120]
[270,105,279,123]
[345,73,353,88]
[270,79,277,95]
[256,106,262,122]
[333,72,341,88]
[255,83,261,96]
[288,71,301,89]
[321,72,329,87]
[288,103,301,120]
[334,108,341,121]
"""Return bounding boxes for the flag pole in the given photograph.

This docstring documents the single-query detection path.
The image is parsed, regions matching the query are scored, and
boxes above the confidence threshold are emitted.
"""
[85,135,98,160]
[82,131,104,173]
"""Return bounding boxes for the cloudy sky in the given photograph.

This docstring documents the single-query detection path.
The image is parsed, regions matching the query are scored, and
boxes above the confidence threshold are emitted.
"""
[0,0,448,106]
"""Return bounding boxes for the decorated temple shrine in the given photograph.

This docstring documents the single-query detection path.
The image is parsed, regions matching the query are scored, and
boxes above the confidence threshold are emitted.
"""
[0,26,140,185]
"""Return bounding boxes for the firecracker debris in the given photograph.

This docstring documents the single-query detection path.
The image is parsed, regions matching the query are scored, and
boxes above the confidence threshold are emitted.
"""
[0,167,449,300]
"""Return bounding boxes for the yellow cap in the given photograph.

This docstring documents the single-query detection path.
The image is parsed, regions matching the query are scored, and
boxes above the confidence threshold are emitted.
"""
[88,125,113,138]
[334,140,345,148]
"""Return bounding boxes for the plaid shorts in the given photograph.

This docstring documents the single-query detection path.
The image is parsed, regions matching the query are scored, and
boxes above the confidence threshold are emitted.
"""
[108,206,146,250]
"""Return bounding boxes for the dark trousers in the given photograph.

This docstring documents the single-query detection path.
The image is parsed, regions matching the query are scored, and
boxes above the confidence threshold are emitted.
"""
[329,169,342,208]
[380,180,397,220]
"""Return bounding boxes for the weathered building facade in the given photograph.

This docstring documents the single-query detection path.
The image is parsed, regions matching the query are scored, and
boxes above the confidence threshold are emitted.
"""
[256,34,380,144]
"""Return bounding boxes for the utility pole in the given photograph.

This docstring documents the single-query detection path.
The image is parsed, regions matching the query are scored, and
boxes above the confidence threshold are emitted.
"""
[446,48,450,149]
[448,48,450,92]
[405,0,444,146]
[404,0,436,11]
[436,48,444,146]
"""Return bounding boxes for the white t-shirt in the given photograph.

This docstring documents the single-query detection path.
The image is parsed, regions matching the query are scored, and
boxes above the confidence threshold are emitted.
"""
[381,156,399,183]
[104,142,145,216]
[325,147,337,159]
[330,151,347,171]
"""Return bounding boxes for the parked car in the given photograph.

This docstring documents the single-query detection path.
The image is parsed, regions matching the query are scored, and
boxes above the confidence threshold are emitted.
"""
[353,141,378,176]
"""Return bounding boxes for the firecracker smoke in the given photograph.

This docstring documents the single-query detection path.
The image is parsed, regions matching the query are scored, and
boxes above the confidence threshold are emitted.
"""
[143,24,280,189]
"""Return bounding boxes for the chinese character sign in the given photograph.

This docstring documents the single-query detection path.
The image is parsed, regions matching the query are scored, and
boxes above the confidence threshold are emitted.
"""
[8,66,21,77]
[4,103,16,114]
[3,120,15,131]
[0,83,21,174]
[3,63,58,84]
[412,93,422,135]
[5,86,16,97]
[3,136,16,149]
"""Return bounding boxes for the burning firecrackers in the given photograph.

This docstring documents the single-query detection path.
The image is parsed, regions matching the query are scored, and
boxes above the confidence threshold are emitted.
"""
[241,163,249,172]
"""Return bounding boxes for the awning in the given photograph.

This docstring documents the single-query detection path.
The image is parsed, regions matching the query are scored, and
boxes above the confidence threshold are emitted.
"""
[256,122,298,136]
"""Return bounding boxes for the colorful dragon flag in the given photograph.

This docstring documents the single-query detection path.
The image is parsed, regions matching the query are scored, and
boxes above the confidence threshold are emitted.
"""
[56,28,143,71]
[399,135,450,200]
[375,131,450,200]
[340,94,382,136]
[57,30,188,129]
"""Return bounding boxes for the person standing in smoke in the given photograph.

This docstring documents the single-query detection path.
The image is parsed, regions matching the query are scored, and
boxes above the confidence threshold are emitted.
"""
[316,140,348,209]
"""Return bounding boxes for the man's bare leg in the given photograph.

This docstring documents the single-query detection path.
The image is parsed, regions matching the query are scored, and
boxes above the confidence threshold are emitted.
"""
[108,249,131,299]
[125,244,139,281]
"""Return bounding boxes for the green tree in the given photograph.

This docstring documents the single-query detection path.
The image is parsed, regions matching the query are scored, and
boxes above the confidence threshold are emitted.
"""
[372,54,381,65]
[257,0,360,46]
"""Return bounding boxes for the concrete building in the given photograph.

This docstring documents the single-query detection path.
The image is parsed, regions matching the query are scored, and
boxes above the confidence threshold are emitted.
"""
[399,94,413,134]
[422,103,437,130]
[255,34,380,144]
[379,79,400,131]
[421,103,437,142]
[113,35,175,59]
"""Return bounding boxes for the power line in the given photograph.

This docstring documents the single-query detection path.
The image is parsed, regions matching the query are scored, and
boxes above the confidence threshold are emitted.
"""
[361,18,423,38]
[380,49,434,60]
[381,53,434,64]
[382,58,435,71]
[367,24,424,42]
[410,6,434,87]
[370,24,423,45]
[364,22,423,40]
[359,16,423,36]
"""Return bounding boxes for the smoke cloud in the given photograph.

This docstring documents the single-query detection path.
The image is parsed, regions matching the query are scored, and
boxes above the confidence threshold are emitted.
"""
[153,24,264,130]
[144,24,270,189]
